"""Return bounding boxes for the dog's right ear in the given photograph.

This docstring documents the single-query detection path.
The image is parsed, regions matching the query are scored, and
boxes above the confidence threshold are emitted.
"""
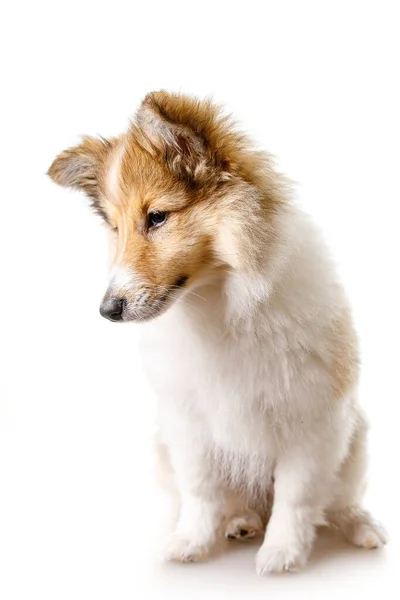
[47,136,112,195]
[47,136,114,222]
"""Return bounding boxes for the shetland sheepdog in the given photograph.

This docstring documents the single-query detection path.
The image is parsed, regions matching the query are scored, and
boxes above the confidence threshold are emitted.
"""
[48,91,387,573]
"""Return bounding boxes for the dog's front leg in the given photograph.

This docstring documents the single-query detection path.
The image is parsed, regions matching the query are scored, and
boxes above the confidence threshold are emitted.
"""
[255,436,337,574]
[161,427,225,563]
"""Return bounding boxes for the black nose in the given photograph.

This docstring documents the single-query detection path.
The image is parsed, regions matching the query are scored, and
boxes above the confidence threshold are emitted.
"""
[100,297,125,322]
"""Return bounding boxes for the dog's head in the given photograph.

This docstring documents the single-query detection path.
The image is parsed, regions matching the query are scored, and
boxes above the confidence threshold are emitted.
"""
[48,91,283,322]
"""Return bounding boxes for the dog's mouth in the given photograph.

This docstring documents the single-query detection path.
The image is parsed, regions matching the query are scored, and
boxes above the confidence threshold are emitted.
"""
[129,275,189,322]
[100,275,189,323]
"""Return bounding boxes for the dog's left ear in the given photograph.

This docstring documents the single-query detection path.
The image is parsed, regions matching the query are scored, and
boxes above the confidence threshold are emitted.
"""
[136,91,211,184]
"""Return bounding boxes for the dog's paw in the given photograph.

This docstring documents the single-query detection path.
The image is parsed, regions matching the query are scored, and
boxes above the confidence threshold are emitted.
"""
[255,541,309,575]
[161,532,212,563]
[225,512,263,541]
[350,521,388,549]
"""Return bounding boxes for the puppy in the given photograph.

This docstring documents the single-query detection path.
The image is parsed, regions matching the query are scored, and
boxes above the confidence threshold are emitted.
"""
[48,91,387,574]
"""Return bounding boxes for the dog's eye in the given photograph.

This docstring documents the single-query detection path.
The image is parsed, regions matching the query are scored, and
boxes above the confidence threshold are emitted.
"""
[148,211,168,228]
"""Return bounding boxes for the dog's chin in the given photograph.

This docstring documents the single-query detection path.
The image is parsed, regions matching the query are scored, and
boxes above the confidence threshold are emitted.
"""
[121,293,177,323]
[122,305,169,323]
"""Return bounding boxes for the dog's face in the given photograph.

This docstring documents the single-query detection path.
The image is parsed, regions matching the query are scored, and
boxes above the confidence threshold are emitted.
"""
[48,92,280,322]
[94,140,225,321]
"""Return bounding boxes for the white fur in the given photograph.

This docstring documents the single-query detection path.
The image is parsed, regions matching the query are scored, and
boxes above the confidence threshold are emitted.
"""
[106,139,126,204]
[139,203,386,572]
[108,264,135,290]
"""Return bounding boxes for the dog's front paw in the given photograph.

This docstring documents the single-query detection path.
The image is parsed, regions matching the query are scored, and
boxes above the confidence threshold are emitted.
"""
[255,540,309,575]
[161,532,213,563]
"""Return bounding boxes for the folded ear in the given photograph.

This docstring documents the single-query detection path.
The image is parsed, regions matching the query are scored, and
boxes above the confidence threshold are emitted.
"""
[47,136,113,221]
[136,92,211,184]
[47,135,112,193]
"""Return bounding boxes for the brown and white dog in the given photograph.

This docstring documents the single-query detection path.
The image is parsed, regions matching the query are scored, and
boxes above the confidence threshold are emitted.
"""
[48,91,387,574]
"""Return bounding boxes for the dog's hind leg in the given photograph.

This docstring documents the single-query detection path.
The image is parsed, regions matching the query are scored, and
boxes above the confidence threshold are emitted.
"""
[326,413,388,549]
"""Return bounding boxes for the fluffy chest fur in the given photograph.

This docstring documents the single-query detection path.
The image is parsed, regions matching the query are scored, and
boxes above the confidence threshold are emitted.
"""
[140,209,357,496]
[142,274,344,461]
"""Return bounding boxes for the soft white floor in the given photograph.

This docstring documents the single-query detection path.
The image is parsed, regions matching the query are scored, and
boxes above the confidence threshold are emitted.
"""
[0,416,397,600]
[0,434,397,600]
[1,292,398,599]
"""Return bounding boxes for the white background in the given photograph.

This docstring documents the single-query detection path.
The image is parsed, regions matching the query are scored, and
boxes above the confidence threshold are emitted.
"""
[1,1,399,598]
